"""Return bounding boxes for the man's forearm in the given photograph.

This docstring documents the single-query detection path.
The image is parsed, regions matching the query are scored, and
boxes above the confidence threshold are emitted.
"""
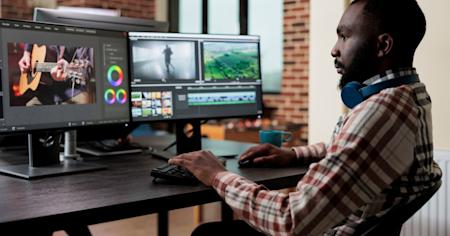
[291,142,327,164]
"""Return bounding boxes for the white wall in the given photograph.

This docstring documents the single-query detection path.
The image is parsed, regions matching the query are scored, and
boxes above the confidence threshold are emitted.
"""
[415,0,450,149]
[155,0,168,22]
[309,0,450,149]
[309,0,345,144]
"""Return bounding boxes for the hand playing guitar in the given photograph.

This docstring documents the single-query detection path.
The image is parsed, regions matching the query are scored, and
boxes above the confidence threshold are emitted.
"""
[18,51,31,73]
[17,43,91,96]
[50,59,69,82]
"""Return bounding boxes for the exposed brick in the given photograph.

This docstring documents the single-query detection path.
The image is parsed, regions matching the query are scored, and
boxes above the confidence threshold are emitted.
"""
[264,0,310,142]
[1,0,156,20]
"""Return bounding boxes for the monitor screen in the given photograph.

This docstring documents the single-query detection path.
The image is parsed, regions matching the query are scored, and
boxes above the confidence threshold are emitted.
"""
[0,19,130,133]
[129,32,263,122]
[34,8,169,32]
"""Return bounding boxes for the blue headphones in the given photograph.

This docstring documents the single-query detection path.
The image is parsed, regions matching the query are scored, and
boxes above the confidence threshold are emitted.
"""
[341,75,419,109]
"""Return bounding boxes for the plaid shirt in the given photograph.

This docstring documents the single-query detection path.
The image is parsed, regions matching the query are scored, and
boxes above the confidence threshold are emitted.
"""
[212,68,442,235]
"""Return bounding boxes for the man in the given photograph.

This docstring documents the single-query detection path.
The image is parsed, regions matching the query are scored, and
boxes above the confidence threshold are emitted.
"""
[18,44,93,105]
[169,0,442,235]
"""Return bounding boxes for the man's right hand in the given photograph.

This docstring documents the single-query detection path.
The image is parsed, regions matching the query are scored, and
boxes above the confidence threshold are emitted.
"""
[18,51,31,73]
[239,143,297,167]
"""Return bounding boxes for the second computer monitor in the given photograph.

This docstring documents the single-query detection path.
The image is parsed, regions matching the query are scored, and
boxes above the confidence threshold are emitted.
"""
[129,32,263,122]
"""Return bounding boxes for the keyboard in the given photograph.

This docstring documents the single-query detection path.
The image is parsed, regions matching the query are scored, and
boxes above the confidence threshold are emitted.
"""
[151,164,198,184]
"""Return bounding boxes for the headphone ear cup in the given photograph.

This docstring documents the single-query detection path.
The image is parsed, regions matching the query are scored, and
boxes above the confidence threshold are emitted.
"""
[341,81,364,109]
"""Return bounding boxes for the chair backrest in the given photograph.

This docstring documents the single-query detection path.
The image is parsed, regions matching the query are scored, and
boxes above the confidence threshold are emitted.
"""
[355,180,442,236]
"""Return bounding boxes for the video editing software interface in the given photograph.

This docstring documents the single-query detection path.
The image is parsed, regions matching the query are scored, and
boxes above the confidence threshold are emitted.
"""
[129,32,263,121]
[0,20,130,133]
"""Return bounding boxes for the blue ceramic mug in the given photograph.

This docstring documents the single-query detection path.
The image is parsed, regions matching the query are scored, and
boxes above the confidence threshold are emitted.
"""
[259,130,292,147]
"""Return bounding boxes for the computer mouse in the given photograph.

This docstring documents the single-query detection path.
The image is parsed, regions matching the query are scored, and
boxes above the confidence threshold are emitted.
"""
[238,159,254,168]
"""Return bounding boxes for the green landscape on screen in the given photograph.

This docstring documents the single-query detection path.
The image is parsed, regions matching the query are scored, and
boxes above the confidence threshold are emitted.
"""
[203,42,259,80]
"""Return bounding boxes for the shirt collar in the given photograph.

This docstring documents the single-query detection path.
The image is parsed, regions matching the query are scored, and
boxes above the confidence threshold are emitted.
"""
[363,67,418,86]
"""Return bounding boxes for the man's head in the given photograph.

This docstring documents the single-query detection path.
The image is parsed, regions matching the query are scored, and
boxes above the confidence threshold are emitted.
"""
[332,0,426,89]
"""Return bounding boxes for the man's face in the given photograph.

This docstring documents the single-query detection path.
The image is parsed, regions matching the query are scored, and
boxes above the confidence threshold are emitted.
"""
[331,2,378,89]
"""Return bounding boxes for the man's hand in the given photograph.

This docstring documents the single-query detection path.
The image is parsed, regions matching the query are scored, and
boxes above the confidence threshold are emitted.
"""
[168,150,227,186]
[50,59,69,81]
[18,51,31,73]
[239,143,297,167]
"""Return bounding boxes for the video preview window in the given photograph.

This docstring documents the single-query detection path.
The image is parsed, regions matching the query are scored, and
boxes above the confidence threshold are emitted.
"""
[132,40,197,83]
[8,42,95,106]
[202,42,260,81]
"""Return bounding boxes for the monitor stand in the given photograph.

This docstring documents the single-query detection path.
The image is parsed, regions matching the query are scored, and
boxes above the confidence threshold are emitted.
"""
[175,120,202,154]
[0,131,105,179]
[76,137,143,157]
[61,130,81,159]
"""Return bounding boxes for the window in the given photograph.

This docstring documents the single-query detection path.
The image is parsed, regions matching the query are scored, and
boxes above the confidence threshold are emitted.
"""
[176,0,283,93]
[208,0,239,34]
[179,0,202,33]
[249,0,283,93]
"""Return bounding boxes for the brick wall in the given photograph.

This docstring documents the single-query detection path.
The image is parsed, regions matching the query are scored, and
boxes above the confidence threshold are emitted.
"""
[264,0,310,141]
[0,0,155,20]
[1,0,34,20]
[56,0,156,19]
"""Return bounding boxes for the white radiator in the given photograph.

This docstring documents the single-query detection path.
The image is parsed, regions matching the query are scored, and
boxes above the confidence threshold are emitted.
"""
[401,149,450,236]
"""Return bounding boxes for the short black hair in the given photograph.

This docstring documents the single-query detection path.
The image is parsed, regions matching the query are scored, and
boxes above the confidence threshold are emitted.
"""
[352,0,426,56]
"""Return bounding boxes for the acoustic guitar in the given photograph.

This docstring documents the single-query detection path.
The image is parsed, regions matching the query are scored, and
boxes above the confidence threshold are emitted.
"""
[18,44,89,96]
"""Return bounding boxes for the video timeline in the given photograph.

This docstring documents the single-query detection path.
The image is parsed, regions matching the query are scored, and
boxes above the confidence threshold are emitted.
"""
[188,91,256,106]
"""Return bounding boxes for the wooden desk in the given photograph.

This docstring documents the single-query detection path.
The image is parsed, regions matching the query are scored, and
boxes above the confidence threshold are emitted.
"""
[0,138,307,234]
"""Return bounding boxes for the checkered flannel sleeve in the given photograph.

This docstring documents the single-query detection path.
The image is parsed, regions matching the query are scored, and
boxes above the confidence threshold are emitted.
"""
[292,142,327,164]
[212,86,419,235]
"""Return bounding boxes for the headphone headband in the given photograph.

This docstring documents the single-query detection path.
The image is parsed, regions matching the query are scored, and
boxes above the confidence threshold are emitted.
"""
[341,75,419,109]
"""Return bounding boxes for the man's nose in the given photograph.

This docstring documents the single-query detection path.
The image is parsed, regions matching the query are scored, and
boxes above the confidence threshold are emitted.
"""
[331,43,339,57]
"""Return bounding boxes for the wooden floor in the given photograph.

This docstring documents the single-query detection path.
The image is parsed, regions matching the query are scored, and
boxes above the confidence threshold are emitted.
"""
[54,203,221,236]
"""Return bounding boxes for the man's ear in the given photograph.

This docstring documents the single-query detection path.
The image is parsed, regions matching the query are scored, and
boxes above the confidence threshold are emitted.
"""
[377,33,393,57]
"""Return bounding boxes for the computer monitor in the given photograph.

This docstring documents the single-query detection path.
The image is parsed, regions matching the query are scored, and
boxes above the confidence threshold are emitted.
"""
[32,8,169,155]
[128,32,263,153]
[0,19,130,178]
[33,8,169,32]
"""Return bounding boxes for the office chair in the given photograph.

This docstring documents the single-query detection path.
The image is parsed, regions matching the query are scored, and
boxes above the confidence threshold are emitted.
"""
[354,180,442,236]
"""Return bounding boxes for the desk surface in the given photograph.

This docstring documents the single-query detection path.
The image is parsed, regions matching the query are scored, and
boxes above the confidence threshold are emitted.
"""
[0,137,306,231]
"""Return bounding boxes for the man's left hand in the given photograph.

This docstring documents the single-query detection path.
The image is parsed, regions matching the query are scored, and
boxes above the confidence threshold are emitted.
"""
[168,150,227,186]
[51,59,69,81]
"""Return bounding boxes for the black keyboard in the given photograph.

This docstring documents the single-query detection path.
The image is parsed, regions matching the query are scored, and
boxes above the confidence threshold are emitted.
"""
[151,164,199,184]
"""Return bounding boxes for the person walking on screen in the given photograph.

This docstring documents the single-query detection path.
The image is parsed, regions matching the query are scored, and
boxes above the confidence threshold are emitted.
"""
[162,44,174,81]
[169,0,442,235]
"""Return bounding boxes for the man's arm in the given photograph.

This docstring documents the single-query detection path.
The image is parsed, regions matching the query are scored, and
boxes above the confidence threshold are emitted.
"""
[238,142,327,167]
[292,142,327,164]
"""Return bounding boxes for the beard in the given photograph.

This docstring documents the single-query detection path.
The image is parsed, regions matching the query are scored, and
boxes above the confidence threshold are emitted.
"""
[338,41,377,89]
